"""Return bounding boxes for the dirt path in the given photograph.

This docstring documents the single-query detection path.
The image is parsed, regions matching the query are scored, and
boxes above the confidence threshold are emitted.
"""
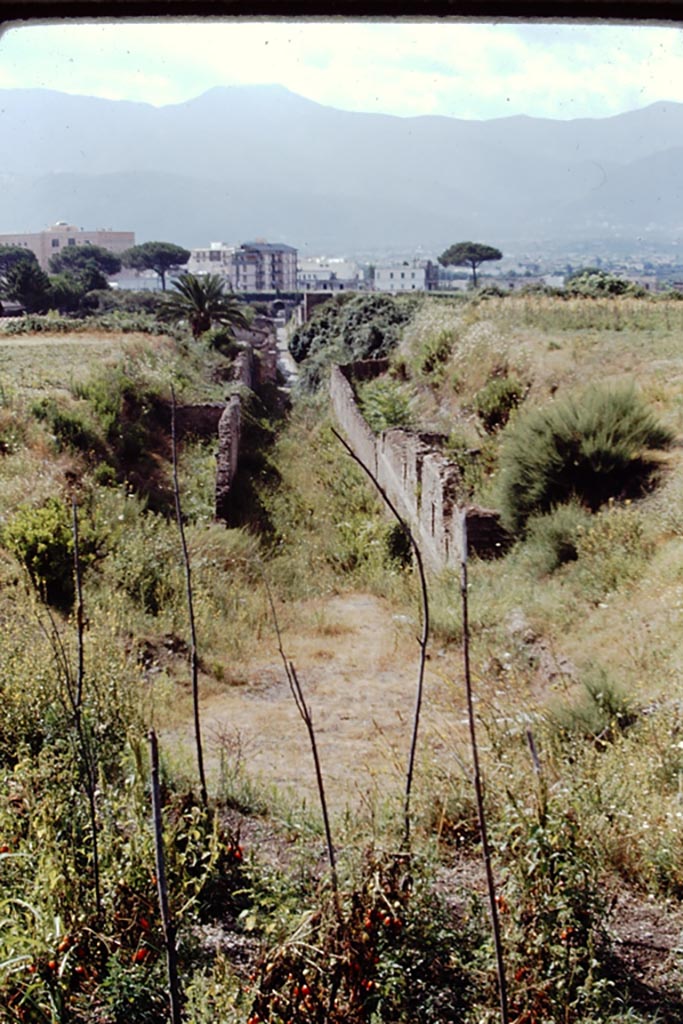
[165,591,462,813]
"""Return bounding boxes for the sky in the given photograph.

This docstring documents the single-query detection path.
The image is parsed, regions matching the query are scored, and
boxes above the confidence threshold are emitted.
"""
[0,19,682,121]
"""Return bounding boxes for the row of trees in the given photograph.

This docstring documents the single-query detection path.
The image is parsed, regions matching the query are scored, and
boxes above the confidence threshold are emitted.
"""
[0,240,193,315]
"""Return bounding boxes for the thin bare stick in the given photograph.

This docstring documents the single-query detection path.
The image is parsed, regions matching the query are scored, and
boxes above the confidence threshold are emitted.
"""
[72,497,85,721]
[460,511,509,1024]
[148,729,183,1024]
[262,576,340,912]
[34,520,103,918]
[171,386,207,807]
[331,426,429,851]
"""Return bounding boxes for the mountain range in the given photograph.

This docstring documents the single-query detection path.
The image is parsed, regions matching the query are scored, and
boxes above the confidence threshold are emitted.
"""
[1,85,682,256]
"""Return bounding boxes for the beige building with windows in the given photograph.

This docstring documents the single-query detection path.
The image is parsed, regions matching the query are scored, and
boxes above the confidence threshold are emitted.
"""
[0,222,135,269]
[189,240,298,292]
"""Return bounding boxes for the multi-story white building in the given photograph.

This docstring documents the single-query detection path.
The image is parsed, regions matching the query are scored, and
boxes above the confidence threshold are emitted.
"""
[0,222,135,270]
[297,258,363,292]
[373,259,439,293]
[189,240,297,292]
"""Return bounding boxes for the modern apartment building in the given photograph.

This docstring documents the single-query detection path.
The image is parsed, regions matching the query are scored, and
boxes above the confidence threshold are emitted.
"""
[0,222,135,269]
[297,258,363,292]
[188,240,298,292]
[373,259,439,293]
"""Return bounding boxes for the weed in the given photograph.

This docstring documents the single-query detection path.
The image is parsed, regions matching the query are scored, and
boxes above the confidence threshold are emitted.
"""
[473,375,526,432]
[356,378,414,433]
[523,500,593,576]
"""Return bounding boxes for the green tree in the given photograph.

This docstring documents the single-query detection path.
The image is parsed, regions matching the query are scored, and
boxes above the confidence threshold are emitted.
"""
[49,244,122,291]
[122,241,190,291]
[0,244,39,277]
[438,241,503,288]
[0,261,52,313]
[163,272,250,339]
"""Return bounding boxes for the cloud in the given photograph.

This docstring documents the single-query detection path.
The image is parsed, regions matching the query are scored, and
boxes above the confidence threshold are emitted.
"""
[0,19,682,119]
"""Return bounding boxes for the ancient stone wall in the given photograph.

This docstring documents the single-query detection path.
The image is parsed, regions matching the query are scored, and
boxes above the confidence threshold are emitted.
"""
[330,362,508,570]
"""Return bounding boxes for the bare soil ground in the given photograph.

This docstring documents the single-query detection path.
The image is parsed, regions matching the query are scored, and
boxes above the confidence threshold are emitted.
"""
[165,590,462,813]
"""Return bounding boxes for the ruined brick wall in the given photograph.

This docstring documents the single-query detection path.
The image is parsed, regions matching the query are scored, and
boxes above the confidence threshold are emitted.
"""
[215,396,243,521]
[330,362,508,570]
[213,343,259,521]
[172,404,225,439]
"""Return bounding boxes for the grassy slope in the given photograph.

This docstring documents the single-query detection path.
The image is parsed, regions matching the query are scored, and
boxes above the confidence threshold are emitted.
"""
[3,307,683,1022]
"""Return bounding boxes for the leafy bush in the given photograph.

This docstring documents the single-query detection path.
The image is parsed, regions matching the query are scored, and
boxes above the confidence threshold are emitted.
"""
[201,325,242,357]
[445,427,496,500]
[414,328,457,382]
[2,497,103,608]
[565,268,646,297]
[499,387,674,532]
[548,666,639,745]
[473,374,525,432]
[106,509,179,615]
[500,798,614,1023]
[356,378,414,433]
[31,396,104,457]
[289,293,420,388]
[575,500,653,598]
[523,500,593,575]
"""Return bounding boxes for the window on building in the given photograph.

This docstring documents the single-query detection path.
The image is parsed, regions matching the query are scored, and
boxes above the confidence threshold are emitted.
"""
[68,237,76,246]
[51,239,60,248]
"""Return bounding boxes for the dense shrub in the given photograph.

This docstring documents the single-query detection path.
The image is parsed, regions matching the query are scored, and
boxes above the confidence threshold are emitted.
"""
[473,375,525,432]
[523,500,593,575]
[499,387,674,532]
[289,293,420,387]
[356,378,414,433]
[31,396,103,457]
[1,497,103,608]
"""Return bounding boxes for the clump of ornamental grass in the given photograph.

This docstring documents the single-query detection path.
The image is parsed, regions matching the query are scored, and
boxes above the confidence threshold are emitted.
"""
[499,386,674,533]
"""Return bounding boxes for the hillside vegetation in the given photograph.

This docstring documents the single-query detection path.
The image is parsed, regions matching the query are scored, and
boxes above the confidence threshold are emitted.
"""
[2,295,683,1022]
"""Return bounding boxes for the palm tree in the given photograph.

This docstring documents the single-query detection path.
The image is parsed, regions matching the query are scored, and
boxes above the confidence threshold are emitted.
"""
[163,272,251,339]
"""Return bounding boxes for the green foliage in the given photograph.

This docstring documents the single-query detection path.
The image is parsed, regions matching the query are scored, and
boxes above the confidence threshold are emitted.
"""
[548,666,639,746]
[248,853,487,1024]
[413,328,457,383]
[163,272,251,339]
[1,497,103,608]
[290,293,420,390]
[574,501,653,599]
[445,427,496,501]
[0,244,39,276]
[81,288,167,316]
[31,397,104,457]
[356,378,414,433]
[200,324,242,357]
[106,508,179,615]
[0,261,52,313]
[565,268,645,297]
[473,374,525,432]
[49,243,121,281]
[438,241,503,287]
[122,241,191,291]
[523,500,593,575]
[47,271,88,314]
[500,797,615,1023]
[499,386,674,532]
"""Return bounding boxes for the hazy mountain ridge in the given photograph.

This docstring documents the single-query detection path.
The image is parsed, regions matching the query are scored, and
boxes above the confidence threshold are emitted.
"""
[1,85,681,253]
